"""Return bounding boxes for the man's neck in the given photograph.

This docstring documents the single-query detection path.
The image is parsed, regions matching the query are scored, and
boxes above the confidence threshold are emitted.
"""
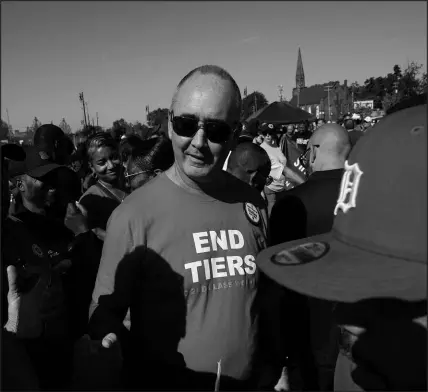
[315,160,345,172]
[166,163,226,196]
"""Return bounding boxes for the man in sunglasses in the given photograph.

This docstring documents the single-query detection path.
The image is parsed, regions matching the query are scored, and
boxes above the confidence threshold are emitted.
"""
[89,65,280,390]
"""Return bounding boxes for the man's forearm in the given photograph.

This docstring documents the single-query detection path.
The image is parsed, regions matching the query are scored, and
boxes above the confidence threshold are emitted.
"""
[283,167,304,185]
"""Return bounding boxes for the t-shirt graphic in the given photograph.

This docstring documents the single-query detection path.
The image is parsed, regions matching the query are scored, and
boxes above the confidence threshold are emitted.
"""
[91,172,267,381]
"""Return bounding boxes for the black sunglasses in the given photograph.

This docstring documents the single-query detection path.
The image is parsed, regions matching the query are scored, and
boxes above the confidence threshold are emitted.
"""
[299,144,320,167]
[170,111,235,144]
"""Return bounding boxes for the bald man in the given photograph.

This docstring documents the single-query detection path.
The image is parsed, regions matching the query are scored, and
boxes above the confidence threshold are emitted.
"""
[226,142,271,193]
[269,123,351,390]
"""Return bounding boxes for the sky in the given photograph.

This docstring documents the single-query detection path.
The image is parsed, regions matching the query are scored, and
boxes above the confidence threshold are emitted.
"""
[1,1,426,132]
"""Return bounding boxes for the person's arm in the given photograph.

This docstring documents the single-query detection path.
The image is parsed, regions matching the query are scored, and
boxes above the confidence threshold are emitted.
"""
[283,166,305,185]
[88,207,139,342]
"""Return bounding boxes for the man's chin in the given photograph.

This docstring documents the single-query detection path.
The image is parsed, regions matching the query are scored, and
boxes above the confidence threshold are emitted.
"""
[182,162,218,182]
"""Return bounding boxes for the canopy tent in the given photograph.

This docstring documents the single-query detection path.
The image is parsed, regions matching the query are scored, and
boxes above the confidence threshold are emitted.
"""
[245,101,317,125]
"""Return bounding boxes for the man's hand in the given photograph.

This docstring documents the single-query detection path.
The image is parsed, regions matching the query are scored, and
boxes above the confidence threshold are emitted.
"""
[102,332,119,348]
[5,265,44,338]
[64,202,89,236]
[92,227,107,241]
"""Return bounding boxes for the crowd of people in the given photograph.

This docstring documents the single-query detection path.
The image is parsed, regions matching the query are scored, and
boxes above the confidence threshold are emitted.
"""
[1,64,426,391]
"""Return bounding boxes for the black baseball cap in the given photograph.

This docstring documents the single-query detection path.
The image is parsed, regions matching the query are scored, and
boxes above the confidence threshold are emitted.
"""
[10,147,63,179]
[1,143,26,162]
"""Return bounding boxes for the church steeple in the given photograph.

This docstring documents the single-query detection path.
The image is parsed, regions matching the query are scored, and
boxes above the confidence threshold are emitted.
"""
[296,47,305,90]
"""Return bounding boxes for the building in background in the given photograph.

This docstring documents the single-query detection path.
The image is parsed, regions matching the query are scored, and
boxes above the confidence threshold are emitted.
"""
[289,48,353,121]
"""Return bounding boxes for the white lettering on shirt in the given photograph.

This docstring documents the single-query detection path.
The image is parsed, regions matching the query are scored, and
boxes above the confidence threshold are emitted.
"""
[211,257,228,278]
[185,261,203,283]
[228,230,244,250]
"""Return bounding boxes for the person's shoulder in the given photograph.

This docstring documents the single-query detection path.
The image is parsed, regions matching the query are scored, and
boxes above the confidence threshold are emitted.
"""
[223,172,265,209]
[80,184,103,200]
[125,173,170,204]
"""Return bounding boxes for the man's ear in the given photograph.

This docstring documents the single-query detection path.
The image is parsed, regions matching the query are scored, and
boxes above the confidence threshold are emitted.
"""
[311,146,317,164]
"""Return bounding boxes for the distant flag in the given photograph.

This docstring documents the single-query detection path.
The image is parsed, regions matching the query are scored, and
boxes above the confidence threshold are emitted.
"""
[145,105,150,114]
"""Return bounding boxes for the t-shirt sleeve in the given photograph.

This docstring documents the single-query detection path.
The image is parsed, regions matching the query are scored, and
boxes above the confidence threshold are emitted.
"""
[88,206,138,339]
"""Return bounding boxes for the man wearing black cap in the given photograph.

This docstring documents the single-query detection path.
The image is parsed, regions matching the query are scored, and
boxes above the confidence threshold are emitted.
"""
[256,95,427,391]
[2,148,100,389]
[33,124,74,165]
[1,143,26,221]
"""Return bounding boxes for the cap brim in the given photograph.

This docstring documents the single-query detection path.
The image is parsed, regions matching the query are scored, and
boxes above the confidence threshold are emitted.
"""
[27,163,63,178]
[1,144,26,161]
[256,231,426,303]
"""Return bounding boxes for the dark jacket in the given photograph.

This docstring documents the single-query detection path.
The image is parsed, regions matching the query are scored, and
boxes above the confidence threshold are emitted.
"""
[269,169,344,391]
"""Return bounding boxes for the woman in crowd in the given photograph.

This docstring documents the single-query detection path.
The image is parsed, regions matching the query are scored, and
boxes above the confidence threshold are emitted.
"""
[125,135,174,193]
[79,133,127,241]
[260,124,305,214]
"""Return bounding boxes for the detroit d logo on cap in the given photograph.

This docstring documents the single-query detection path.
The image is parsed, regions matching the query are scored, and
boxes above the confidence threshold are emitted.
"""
[334,161,364,215]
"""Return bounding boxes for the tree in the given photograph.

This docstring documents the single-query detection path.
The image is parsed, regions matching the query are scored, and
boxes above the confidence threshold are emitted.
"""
[147,108,168,128]
[0,119,10,140]
[418,72,427,94]
[393,64,402,79]
[133,121,152,140]
[400,61,423,98]
[59,118,72,134]
[382,91,404,112]
[30,117,42,132]
[241,91,269,121]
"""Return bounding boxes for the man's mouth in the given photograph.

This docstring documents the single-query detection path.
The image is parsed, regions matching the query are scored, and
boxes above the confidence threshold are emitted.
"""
[186,153,205,162]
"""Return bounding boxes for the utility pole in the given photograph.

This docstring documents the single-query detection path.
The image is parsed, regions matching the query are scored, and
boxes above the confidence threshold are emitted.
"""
[5,108,11,135]
[86,101,91,127]
[96,112,99,127]
[278,85,284,102]
[79,92,88,128]
[324,85,333,121]
[254,93,258,112]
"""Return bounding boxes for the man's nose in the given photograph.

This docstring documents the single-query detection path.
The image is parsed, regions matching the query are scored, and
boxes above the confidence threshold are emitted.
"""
[191,127,208,148]
[107,160,114,169]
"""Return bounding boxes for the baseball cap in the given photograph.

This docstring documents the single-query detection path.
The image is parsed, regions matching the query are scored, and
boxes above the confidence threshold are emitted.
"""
[256,101,427,302]
[10,147,63,179]
[1,143,26,162]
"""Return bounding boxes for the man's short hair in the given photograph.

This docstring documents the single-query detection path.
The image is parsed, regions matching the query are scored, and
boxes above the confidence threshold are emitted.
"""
[227,142,270,171]
[171,65,242,115]
[33,124,65,151]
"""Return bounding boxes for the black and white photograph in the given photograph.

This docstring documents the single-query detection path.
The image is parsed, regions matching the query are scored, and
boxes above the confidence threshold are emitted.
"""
[1,1,426,391]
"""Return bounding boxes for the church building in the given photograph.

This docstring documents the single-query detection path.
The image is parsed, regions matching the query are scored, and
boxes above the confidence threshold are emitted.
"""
[289,48,353,121]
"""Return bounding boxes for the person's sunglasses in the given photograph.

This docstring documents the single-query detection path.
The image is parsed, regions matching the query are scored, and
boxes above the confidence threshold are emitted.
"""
[170,111,235,144]
[124,170,151,180]
[299,144,320,167]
